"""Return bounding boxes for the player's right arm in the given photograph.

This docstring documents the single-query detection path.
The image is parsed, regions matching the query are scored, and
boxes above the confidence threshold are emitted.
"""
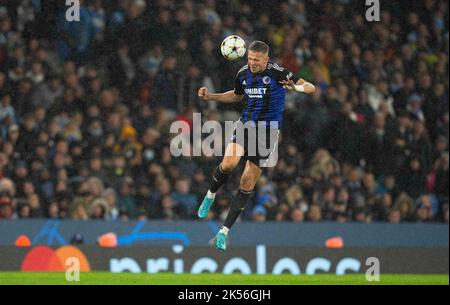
[198,68,246,103]
[198,87,244,103]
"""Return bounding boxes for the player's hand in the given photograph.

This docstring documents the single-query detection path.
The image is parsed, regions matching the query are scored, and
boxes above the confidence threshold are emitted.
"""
[198,87,209,101]
[279,79,296,90]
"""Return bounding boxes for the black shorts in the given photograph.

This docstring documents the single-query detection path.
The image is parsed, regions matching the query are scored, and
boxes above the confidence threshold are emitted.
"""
[230,121,280,168]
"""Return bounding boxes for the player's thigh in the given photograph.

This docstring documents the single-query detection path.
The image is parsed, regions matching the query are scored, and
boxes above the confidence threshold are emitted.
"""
[240,160,263,191]
[221,143,244,171]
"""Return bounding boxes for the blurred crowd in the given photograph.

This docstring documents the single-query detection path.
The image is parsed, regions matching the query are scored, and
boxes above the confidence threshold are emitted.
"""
[0,0,448,223]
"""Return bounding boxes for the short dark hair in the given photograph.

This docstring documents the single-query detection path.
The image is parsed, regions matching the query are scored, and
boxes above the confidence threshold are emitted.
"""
[249,41,269,54]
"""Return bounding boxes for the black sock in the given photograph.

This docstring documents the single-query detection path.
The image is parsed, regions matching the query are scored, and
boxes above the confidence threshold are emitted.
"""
[223,189,254,229]
[209,164,231,193]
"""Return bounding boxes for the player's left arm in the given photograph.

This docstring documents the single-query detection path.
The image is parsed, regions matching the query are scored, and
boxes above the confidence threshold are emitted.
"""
[280,78,316,94]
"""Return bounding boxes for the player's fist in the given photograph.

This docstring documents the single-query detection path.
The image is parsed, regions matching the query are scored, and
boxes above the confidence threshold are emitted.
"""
[279,79,296,90]
[198,87,209,101]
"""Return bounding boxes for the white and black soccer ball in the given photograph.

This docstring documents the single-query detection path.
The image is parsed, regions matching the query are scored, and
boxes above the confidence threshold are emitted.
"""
[220,35,246,61]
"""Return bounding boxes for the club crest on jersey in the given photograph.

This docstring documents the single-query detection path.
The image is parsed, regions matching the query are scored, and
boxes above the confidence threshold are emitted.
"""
[263,76,271,84]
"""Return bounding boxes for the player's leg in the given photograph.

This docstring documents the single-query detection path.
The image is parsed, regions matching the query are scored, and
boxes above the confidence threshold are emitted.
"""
[214,160,262,251]
[197,143,244,218]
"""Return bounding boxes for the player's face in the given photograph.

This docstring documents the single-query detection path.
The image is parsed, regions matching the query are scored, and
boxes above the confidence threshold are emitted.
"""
[248,50,269,73]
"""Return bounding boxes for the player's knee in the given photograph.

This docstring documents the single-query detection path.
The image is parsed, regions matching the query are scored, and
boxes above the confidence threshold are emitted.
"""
[221,158,238,172]
[240,175,256,191]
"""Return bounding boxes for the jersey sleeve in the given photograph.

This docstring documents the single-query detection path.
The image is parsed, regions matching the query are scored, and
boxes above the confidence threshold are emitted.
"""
[234,72,245,95]
[275,66,300,83]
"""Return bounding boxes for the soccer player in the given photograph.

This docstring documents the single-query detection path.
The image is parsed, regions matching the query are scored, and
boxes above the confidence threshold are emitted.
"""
[197,41,316,251]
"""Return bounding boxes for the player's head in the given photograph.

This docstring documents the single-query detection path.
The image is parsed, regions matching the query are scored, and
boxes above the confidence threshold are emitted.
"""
[248,41,269,73]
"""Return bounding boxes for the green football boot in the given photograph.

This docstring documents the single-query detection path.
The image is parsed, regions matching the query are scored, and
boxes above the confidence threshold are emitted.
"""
[198,195,215,218]
[213,232,227,252]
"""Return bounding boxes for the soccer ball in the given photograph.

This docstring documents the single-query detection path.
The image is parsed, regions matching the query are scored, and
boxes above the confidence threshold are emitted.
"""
[220,35,246,61]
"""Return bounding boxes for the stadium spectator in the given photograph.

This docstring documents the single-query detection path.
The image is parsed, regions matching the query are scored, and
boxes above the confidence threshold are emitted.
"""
[171,177,198,219]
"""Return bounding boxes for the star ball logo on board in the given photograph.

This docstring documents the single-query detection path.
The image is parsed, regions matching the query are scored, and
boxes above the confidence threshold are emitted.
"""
[21,245,90,280]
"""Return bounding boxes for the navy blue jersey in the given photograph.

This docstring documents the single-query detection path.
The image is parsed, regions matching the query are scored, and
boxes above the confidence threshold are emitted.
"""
[234,62,299,129]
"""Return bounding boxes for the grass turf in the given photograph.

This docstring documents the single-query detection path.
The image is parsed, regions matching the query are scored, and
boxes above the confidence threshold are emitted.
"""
[0,272,448,285]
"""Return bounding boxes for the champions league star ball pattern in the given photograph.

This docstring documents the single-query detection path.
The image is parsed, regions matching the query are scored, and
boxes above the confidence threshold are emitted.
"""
[220,35,247,61]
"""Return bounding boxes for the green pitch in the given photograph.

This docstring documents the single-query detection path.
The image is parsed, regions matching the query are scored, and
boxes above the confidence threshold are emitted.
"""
[0,272,448,285]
